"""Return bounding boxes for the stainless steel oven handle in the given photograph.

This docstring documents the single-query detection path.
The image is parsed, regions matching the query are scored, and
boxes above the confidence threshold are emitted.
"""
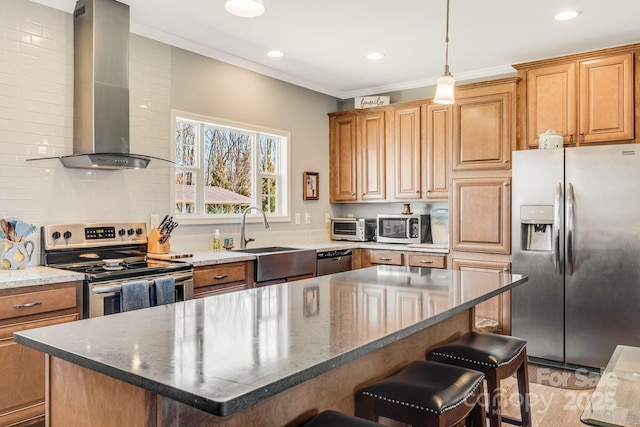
[91,270,193,295]
[92,284,124,294]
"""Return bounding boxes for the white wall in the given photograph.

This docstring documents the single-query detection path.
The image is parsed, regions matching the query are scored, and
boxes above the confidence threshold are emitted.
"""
[0,0,340,263]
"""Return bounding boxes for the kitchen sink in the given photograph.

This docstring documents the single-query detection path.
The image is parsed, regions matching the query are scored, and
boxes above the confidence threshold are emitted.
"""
[233,246,316,283]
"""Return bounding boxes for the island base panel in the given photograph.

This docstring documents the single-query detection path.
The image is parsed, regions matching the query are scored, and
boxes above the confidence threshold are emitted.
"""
[47,355,159,427]
[45,310,471,426]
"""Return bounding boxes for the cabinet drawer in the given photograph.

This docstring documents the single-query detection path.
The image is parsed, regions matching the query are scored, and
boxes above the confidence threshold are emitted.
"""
[369,251,403,266]
[408,254,446,269]
[194,262,246,288]
[0,313,78,342]
[0,287,76,321]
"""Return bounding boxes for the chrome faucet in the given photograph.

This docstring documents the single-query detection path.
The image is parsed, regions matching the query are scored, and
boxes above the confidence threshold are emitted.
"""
[240,206,270,248]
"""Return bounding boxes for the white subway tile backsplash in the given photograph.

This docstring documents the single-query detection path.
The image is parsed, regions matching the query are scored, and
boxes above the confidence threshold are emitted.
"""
[0,1,174,266]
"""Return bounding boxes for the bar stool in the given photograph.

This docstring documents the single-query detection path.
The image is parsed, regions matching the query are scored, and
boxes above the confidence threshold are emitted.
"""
[302,410,382,426]
[427,332,532,427]
[355,360,486,427]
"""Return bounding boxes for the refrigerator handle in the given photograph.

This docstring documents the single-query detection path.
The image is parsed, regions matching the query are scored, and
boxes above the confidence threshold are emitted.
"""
[553,182,563,275]
[566,182,576,275]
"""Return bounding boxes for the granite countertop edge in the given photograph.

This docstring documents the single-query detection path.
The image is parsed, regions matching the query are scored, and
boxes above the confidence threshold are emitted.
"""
[14,274,528,417]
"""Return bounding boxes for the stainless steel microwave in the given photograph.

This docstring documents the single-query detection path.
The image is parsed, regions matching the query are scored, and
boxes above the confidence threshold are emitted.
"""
[330,218,376,242]
[376,213,431,244]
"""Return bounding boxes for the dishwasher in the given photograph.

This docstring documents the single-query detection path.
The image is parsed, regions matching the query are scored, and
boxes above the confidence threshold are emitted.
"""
[317,249,353,276]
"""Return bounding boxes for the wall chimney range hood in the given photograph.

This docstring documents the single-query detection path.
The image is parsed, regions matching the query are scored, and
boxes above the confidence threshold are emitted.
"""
[30,0,174,170]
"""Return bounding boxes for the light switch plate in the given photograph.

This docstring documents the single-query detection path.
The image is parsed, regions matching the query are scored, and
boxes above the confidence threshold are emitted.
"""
[305,212,311,224]
[295,213,301,225]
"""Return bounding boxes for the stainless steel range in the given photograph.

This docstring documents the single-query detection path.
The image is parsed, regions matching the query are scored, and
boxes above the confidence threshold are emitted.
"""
[41,222,194,318]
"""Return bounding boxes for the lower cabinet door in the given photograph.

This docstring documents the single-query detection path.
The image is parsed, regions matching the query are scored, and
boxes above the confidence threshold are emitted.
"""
[451,257,511,335]
[0,313,77,426]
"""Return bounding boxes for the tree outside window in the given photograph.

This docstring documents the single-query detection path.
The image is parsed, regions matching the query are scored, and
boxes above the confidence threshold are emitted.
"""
[173,114,289,220]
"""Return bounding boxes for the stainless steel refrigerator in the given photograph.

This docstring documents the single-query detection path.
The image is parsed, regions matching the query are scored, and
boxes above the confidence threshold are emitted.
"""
[512,144,640,369]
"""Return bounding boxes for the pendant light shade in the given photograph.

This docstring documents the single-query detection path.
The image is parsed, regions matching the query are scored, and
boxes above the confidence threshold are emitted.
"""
[434,73,455,104]
[225,0,265,18]
[434,0,455,104]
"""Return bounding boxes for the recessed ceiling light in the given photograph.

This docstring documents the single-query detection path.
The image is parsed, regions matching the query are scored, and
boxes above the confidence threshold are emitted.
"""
[367,52,385,61]
[225,0,265,18]
[267,50,284,58]
[554,10,580,21]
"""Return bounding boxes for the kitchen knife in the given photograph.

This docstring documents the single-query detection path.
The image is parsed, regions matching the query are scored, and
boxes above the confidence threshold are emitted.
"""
[158,214,170,230]
[159,216,173,234]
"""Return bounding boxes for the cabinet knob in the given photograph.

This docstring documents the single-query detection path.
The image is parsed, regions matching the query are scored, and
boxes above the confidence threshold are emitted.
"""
[579,132,584,143]
[503,159,509,163]
[569,133,574,144]
[503,182,510,187]
[503,267,510,273]
[415,190,420,193]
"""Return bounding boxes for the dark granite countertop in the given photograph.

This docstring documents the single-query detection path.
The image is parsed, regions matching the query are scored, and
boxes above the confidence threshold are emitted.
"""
[14,266,527,417]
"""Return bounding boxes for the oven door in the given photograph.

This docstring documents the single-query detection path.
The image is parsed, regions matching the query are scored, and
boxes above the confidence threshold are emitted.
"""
[87,270,194,318]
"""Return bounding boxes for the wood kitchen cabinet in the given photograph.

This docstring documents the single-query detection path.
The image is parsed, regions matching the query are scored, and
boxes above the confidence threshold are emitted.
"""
[452,79,518,171]
[329,111,387,202]
[193,261,253,298]
[425,103,451,199]
[392,105,423,200]
[451,176,511,254]
[329,114,358,202]
[0,281,82,426]
[329,99,450,203]
[514,45,638,148]
[451,257,511,335]
[360,249,447,269]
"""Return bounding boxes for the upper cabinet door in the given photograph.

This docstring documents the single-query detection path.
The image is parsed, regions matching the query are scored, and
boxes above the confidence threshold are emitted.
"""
[393,106,423,199]
[452,82,516,171]
[425,103,451,199]
[357,111,386,201]
[329,114,357,202]
[526,62,577,148]
[579,53,634,144]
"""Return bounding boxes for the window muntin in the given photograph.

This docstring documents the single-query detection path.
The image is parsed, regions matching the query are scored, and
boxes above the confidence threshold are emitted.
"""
[173,112,289,221]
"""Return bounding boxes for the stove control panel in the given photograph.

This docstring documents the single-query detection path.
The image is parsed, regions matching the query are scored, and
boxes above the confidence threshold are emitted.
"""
[42,222,148,249]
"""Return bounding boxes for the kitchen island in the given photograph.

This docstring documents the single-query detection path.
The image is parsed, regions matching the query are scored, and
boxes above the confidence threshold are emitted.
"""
[14,266,527,426]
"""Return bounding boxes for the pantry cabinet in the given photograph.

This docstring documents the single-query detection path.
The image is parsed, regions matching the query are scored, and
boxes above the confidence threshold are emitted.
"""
[0,281,82,426]
[514,45,638,148]
[450,176,511,255]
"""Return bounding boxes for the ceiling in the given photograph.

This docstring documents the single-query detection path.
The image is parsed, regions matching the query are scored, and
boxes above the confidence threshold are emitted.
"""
[32,0,640,99]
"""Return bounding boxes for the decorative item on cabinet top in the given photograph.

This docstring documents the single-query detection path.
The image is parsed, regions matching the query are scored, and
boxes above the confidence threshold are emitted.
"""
[355,96,390,109]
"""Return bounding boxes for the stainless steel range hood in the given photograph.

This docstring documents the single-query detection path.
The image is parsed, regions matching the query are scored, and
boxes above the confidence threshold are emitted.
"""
[53,0,173,170]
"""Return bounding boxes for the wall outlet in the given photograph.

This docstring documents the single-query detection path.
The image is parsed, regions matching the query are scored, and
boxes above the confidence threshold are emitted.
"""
[305,212,311,224]
[325,213,330,223]
[295,213,301,225]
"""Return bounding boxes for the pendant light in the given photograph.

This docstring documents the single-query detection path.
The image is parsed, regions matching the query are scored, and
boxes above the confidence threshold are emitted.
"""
[225,0,265,18]
[433,0,455,104]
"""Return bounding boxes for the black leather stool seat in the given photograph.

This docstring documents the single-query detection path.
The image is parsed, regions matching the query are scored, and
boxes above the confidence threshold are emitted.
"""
[302,410,382,426]
[428,331,527,368]
[355,360,486,426]
[427,332,532,427]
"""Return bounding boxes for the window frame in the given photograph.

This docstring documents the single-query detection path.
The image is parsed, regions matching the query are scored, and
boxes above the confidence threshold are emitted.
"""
[170,110,291,225]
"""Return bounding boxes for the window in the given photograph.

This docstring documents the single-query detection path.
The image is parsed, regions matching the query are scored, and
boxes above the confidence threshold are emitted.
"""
[172,111,290,222]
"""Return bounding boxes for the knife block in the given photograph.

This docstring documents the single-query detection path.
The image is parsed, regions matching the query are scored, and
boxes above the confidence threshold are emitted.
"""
[147,228,170,254]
